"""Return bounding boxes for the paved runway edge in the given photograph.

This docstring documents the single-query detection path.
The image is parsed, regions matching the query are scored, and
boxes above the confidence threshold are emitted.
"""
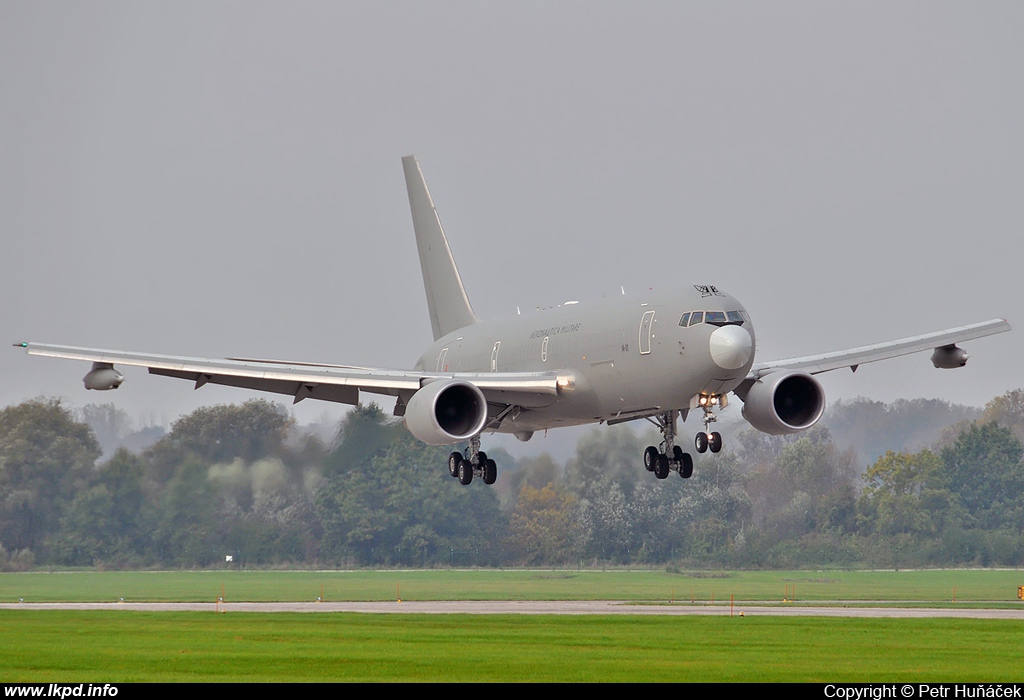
[2,601,1023,619]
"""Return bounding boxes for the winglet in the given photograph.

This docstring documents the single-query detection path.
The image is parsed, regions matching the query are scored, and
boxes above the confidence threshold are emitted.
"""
[403,156,479,341]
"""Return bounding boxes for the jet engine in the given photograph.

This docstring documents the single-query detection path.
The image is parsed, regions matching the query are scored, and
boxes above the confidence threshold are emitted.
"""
[740,370,825,435]
[404,379,489,445]
[83,362,124,390]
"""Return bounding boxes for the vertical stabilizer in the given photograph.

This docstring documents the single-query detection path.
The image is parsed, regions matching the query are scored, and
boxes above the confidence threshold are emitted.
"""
[403,155,480,340]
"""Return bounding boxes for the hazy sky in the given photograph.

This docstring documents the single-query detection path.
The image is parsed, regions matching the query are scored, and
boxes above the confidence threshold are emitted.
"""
[2,3,1022,448]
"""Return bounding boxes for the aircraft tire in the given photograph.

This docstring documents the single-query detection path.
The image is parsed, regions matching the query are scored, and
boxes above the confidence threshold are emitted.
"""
[680,453,694,479]
[458,460,473,485]
[709,432,723,453]
[643,446,659,472]
[655,454,670,479]
[695,433,708,454]
[448,452,462,478]
[483,459,497,485]
[672,445,685,463]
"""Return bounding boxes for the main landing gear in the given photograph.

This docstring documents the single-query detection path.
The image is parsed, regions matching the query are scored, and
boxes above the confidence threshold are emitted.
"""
[448,435,497,486]
[693,393,724,454]
[642,410,694,479]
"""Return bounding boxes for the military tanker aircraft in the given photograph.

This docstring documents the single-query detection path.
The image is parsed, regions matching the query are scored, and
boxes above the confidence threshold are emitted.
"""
[17,156,1011,485]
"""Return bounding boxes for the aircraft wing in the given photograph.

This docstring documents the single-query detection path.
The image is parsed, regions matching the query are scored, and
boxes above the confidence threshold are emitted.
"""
[16,342,563,408]
[748,318,1011,378]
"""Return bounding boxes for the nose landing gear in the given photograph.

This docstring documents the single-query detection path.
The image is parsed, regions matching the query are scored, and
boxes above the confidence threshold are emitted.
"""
[694,393,725,454]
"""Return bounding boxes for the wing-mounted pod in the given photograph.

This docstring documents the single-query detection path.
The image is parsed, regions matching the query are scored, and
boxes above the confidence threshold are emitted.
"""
[930,344,968,369]
[739,370,825,435]
[83,362,124,390]
[404,378,488,445]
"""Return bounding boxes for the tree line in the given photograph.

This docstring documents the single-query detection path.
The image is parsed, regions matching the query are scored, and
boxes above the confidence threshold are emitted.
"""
[2,390,1024,569]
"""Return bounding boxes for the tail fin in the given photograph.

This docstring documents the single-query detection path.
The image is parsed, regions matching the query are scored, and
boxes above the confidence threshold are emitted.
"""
[402,155,479,340]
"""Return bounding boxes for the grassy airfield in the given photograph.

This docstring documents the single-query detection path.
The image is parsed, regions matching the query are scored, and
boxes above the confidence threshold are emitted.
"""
[2,568,1023,604]
[1,612,1022,682]
[1,569,1023,682]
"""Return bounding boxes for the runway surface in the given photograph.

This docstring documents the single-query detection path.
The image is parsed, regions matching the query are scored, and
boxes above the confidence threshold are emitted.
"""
[2,600,1023,619]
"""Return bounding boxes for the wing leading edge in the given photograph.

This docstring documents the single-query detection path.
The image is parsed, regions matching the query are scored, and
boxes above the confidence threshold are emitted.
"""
[16,342,562,408]
[749,318,1011,378]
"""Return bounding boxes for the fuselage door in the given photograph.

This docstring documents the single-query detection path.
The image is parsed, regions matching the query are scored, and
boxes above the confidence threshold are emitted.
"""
[639,310,655,355]
[436,347,448,372]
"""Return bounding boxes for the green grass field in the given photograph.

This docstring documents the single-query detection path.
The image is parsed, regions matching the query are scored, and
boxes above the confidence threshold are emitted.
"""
[1,611,1022,682]
[2,568,1023,604]
[2,569,1023,682]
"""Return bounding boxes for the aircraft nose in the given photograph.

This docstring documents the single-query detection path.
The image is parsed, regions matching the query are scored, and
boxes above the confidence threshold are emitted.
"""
[709,325,753,370]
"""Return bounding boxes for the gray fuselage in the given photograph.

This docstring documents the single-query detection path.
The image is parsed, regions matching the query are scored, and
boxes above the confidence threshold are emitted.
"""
[414,285,756,433]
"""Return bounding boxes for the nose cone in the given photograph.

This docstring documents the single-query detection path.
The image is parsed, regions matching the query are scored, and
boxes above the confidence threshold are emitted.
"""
[709,325,753,370]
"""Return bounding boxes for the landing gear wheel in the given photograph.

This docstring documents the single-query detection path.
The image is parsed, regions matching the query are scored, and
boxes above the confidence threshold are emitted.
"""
[695,432,709,454]
[483,459,497,485]
[458,460,473,485]
[643,446,659,472]
[448,452,463,478]
[477,450,488,466]
[655,454,670,479]
[672,445,685,462]
[679,453,694,479]
[708,432,723,454]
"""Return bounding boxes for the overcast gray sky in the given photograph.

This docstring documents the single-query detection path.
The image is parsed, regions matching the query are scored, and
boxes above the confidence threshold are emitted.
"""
[2,2,1022,444]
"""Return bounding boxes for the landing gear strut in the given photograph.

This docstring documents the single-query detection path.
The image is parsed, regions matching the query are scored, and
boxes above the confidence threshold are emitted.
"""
[694,393,724,455]
[448,435,498,486]
[643,410,694,479]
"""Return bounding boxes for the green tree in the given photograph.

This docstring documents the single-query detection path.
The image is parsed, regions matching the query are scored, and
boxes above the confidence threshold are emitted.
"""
[565,425,654,503]
[150,456,221,566]
[940,422,1024,529]
[0,400,100,553]
[507,483,576,564]
[316,430,504,565]
[980,389,1024,441]
[321,404,405,476]
[858,450,956,537]
[48,448,151,566]
[146,400,293,481]
[743,434,856,540]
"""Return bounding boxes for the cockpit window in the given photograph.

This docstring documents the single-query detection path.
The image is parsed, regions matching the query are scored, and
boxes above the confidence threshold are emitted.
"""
[681,310,747,327]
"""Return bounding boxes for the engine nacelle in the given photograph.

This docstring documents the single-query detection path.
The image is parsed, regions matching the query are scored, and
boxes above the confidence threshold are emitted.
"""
[404,379,488,445]
[931,344,968,369]
[83,362,124,390]
[741,370,825,435]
